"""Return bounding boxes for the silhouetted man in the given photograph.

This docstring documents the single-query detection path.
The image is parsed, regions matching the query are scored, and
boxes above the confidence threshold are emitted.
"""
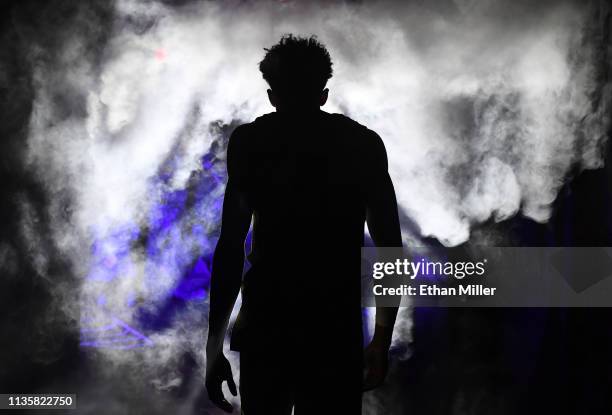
[205,35,402,414]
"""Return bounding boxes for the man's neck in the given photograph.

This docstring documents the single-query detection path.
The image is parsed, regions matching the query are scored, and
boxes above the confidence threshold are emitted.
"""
[275,107,323,118]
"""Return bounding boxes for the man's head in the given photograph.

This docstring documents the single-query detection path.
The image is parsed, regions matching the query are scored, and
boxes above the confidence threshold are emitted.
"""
[259,34,333,111]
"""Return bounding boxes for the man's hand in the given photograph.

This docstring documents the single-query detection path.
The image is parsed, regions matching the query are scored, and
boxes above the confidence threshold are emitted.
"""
[363,330,391,391]
[205,353,237,413]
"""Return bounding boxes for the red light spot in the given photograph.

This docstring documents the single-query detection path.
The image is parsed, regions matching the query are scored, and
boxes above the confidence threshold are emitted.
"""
[155,48,167,61]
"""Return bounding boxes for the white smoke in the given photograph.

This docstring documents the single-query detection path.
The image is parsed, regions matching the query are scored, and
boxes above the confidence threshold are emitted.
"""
[27,0,607,250]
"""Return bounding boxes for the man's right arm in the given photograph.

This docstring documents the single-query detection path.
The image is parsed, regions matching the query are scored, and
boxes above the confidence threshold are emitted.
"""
[363,131,402,390]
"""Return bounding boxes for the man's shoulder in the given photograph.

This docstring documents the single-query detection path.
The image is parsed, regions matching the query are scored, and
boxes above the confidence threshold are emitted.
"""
[326,112,383,149]
[246,112,279,131]
[230,112,276,140]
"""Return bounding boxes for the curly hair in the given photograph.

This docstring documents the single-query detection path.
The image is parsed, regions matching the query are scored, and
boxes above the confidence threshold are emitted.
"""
[259,34,333,101]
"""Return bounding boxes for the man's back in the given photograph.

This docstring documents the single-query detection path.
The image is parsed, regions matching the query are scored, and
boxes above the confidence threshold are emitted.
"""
[229,109,387,350]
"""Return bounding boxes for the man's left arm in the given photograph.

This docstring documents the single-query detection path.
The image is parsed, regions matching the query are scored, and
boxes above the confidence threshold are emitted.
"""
[363,131,402,391]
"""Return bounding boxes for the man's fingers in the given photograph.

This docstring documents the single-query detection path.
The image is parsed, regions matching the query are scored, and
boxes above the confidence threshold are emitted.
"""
[362,372,376,392]
[216,398,234,413]
[226,375,238,396]
[206,381,234,413]
[362,358,386,391]
[363,371,384,392]
[209,392,234,413]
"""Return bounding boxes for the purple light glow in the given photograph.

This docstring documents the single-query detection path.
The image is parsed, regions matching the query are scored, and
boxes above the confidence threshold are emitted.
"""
[173,257,211,301]
[80,317,154,350]
[80,132,229,349]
